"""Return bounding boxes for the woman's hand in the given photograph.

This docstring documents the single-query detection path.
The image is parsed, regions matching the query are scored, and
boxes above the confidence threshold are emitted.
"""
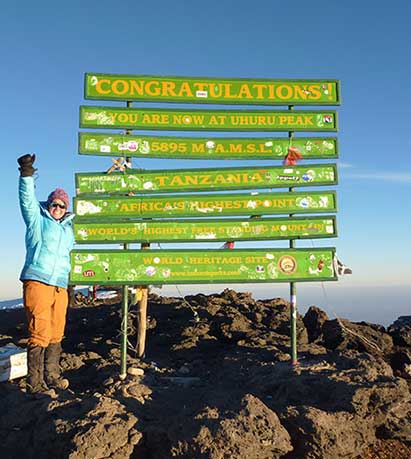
[18,154,36,177]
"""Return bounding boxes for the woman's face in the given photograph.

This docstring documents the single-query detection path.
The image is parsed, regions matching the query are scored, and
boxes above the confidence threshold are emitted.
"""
[48,199,67,220]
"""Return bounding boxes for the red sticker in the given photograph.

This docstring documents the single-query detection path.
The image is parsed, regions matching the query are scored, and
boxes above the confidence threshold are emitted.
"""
[83,270,95,277]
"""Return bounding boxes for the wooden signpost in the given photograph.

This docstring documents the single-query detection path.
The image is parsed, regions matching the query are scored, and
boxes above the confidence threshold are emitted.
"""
[84,74,341,105]
[73,73,341,376]
[71,248,336,284]
[79,132,338,160]
[74,190,337,218]
[75,164,337,194]
[80,106,338,131]
[73,216,337,244]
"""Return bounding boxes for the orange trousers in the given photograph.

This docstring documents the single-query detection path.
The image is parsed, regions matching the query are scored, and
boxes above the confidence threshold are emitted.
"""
[23,280,68,347]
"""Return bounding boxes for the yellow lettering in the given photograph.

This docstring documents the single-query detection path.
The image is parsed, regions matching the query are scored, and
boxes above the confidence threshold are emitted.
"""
[171,175,186,186]
[238,84,252,99]
[308,84,321,99]
[141,113,151,124]
[193,82,207,92]
[193,115,205,124]
[192,143,205,153]
[251,84,267,99]
[129,80,144,96]
[249,172,265,183]
[209,83,223,98]
[268,84,276,100]
[142,113,168,124]
[276,84,293,100]
[294,85,308,100]
[120,203,134,212]
[229,144,242,153]
[226,173,242,184]
[209,115,219,125]
[183,175,197,185]
[161,81,176,97]
[112,79,128,95]
[178,81,193,97]
[156,176,168,186]
[95,79,110,95]
[198,175,211,185]
[145,81,161,96]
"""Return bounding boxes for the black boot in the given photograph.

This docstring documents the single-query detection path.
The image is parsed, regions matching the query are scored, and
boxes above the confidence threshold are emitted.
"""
[45,342,69,390]
[26,346,56,398]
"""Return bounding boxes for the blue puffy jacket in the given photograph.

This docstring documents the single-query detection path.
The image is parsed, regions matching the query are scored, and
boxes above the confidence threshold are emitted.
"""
[19,176,75,289]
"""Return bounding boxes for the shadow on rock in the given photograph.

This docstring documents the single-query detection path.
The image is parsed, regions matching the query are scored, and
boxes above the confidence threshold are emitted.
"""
[0,289,410,459]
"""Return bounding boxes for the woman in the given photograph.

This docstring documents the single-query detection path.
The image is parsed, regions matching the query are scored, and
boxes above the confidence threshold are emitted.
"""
[18,154,74,397]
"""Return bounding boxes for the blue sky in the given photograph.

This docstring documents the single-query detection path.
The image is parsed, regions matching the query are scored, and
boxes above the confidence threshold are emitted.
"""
[1,0,410,325]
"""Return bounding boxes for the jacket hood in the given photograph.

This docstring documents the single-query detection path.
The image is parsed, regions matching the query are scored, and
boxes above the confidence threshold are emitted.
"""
[40,201,75,224]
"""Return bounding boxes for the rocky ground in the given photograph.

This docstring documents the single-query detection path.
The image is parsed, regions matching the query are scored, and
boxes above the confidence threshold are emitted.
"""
[0,289,410,459]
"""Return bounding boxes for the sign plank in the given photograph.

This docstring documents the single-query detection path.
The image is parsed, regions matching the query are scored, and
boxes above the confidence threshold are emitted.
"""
[71,248,337,285]
[74,190,337,218]
[74,216,337,243]
[75,164,337,195]
[84,74,341,105]
[79,106,337,131]
[79,132,338,159]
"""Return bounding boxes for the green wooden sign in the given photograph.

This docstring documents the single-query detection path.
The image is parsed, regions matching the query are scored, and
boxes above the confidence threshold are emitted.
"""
[74,216,337,243]
[79,106,337,131]
[70,247,337,285]
[74,190,337,218]
[84,74,341,105]
[76,164,337,195]
[79,132,338,159]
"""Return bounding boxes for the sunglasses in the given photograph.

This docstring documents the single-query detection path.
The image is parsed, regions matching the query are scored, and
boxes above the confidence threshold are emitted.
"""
[50,202,66,210]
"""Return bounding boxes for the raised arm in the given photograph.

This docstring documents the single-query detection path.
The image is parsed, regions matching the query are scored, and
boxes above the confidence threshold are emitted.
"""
[18,154,40,226]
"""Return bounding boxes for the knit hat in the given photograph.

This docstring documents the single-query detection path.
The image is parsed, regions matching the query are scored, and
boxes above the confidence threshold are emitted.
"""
[47,188,69,209]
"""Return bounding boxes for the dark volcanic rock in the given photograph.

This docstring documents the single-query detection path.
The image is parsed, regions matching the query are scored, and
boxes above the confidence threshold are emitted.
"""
[209,306,257,343]
[251,352,411,457]
[388,316,411,347]
[0,292,410,459]
[377,400,411,443]
[303,306,329,342]
[163,394,293,459]
[390,349,411,379]
[282,405,376,459]
[259,298,309,344]
[322,318,393,356]
[68,397,142,459]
